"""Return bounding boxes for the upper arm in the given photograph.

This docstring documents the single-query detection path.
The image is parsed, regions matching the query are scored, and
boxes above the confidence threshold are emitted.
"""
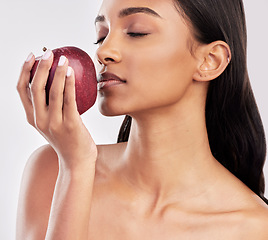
[16,144,59,240]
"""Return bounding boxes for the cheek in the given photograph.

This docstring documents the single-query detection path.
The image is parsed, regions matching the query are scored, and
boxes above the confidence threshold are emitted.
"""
[126,37,196,107]
[97,29,196,116]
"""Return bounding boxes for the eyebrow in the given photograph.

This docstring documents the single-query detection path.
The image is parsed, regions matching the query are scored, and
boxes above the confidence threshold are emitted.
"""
[95,7,162,24]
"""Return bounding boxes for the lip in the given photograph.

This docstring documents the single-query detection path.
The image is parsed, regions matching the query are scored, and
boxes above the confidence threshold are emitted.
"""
[97,72,126,90]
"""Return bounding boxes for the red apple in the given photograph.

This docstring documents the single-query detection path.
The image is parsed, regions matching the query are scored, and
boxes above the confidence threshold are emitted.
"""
[30,46,97,115]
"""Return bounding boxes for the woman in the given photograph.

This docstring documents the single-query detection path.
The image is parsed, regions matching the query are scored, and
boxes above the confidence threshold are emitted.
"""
[16,0,268,239]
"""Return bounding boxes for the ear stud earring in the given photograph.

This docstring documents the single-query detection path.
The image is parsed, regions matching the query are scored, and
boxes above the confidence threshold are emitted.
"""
[200,73,207,78]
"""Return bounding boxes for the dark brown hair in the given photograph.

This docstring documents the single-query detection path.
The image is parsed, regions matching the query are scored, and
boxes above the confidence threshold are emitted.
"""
[117,0,267,203]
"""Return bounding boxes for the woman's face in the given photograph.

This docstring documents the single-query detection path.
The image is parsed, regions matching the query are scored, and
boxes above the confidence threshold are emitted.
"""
[95,0,199,117]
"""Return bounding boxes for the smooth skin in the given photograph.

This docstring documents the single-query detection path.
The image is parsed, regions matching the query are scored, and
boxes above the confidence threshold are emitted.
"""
[17,0,268,239]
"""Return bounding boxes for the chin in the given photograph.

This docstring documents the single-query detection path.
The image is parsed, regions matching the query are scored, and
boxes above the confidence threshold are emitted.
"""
[97,98,127,117]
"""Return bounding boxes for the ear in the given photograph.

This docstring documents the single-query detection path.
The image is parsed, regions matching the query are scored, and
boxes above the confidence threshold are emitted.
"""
[193,41,231,82]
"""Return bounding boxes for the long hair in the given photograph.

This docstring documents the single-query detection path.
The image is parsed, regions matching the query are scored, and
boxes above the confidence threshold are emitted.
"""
[117,0,267,203]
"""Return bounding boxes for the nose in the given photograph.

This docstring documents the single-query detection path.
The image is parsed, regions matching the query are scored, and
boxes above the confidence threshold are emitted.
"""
[96,36,122,66]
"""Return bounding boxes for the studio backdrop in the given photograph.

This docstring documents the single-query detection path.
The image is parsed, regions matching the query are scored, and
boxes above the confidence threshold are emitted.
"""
[0,0,267,239]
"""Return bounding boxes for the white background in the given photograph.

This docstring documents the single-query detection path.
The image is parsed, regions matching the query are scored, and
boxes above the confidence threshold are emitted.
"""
[0,0,267,239]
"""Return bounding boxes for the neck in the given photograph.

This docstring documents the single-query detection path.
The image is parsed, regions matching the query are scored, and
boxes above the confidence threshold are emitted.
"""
[120,87,221,200]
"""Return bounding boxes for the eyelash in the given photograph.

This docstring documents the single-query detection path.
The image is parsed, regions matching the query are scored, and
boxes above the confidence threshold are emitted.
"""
[94,32,149,45]
[94,37,105,45]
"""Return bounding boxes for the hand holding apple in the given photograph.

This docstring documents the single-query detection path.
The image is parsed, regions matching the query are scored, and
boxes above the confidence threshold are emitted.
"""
[17,47,98,168]
[30,46,97,115]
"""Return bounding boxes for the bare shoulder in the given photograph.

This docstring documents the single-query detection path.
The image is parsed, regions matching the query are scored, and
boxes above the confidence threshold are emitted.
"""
[232,193,268,239]
[220,171,268,239]
[16,144,59,239]
[242,203,268,239]
[20,144,59,187]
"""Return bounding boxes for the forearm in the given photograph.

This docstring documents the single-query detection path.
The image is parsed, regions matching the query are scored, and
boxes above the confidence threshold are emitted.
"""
[45,162,96,240]
[18,49,98,240]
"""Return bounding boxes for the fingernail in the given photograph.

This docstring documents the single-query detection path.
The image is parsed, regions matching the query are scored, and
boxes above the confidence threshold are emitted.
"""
[66,66,73,77]
[25,52,34,62]
[58,56,67,66]
[42,49,52,60]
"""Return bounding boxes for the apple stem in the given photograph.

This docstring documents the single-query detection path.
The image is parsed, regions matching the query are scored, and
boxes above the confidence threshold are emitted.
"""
[43,47,47,52]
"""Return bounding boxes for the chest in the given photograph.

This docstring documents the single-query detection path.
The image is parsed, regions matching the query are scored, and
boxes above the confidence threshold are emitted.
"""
[87,199,245,240]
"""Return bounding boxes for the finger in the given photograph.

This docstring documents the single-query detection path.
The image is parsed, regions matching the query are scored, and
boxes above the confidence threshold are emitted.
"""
[48,55,68,124]
[63,67,79,121]
[17,52,35,125]
[30,49,53,124]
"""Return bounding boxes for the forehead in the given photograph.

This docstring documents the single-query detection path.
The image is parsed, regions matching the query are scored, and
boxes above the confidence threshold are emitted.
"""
[96,0,195,47]
[97,0,178,21]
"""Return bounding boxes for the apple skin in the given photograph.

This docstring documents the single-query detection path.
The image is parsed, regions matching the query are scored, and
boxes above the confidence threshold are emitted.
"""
[30,46,97,115]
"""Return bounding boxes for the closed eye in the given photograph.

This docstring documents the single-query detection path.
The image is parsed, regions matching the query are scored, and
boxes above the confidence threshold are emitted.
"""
[127,32,149,37]
[94,32,149,45]
[94,37,106,45]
